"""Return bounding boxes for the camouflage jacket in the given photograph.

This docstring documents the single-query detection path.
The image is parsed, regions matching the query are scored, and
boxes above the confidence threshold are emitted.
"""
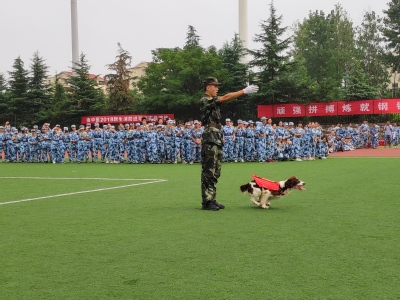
[200,94,223,146]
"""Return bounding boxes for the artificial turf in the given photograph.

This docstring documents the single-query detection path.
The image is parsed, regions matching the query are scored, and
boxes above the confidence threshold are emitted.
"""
[1,158,399,299]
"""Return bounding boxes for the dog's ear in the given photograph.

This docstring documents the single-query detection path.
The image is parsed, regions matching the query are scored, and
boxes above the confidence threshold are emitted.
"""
[286,177,300,188]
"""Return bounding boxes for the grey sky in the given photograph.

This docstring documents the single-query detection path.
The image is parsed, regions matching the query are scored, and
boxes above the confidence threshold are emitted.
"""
[0,0,388,77]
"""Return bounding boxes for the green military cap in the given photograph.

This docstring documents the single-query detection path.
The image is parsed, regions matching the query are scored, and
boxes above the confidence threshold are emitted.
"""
[202,77,221,86]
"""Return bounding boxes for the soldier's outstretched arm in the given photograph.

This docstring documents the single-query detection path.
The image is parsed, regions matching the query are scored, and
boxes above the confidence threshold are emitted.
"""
[218,85,259,103]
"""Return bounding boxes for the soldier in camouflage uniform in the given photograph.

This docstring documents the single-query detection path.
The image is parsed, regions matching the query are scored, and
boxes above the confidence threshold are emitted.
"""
[200,77,258,211]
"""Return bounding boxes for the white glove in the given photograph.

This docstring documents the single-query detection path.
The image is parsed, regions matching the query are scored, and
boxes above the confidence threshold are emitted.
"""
[243,85,259,94]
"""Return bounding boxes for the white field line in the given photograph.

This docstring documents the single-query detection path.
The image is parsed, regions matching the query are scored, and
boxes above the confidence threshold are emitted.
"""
[0,177,162,181]
[0,179,166,206]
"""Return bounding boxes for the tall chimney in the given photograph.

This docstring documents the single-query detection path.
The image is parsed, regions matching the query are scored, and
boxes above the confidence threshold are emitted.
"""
[71,0,79,75]
[239,0,249,64]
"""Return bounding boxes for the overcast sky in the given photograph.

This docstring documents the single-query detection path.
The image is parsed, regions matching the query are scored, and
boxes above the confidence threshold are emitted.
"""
[0,0,389,77]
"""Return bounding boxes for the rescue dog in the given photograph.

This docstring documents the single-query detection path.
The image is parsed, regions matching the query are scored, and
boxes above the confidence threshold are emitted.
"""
[240,175,306,209]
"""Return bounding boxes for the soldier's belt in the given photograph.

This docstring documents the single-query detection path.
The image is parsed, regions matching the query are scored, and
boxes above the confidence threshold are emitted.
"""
[206,123,221,130]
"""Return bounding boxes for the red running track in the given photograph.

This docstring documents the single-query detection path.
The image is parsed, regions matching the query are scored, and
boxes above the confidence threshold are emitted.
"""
[329,147,400,157]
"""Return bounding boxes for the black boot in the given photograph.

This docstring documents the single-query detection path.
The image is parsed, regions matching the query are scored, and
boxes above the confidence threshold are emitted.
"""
[214,201,225,209]
[202,201,219,211]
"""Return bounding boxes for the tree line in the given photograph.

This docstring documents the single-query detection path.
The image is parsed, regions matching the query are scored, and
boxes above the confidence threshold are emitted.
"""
[0,1,398,127]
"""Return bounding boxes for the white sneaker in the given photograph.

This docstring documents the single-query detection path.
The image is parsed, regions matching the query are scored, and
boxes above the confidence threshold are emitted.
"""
[322,157,327,159]
[296,158,302,162]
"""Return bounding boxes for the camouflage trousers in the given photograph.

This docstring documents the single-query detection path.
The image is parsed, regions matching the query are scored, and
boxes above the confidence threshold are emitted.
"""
[201,143,222,204]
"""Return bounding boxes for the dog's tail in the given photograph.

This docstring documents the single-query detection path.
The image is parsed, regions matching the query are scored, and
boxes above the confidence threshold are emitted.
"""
[240,183,251,193]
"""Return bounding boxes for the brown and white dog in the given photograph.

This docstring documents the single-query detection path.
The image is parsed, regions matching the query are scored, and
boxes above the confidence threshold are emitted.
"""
[240,176,306,209]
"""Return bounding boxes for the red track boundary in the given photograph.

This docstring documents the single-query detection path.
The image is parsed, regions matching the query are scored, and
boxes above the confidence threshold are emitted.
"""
[329,147,400,157]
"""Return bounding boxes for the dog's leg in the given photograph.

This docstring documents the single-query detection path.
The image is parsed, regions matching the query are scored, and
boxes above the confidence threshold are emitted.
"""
[250,196,261,207]
[260,191,271,209]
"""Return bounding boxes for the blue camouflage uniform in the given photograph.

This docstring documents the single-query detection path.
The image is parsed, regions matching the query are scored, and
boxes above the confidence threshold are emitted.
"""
[222,120,235,162]
[117,127,126,163]
[40,131,52,162]
[102,126,111,162]
[191,125,203,163]
[255,120,267,162]
[0,127,4,161]
[174,125,184,163]
[132,125,143,163]
[11,130,21,162]
[29,130,40,162]
[77,128,87,163]
[233,121,245,162]
[144,125,158,163]
[92,125,103,162]
[156,125,166,163]
[360,123,370,147]
[109,128,120,163]
[62,128,71,163]
[265,124,275,161]
[4,128,13,161]
[292,126,304,160]
[125,128,134,163]
[69,128,79,163]
[351,126,361,148]
[164,123,175,163]
[181,124,193,163]
[316,138,328,158]
[369,124,379,149]
[20,130,30,162]
[51,130,63,163]
[244,123,255,161]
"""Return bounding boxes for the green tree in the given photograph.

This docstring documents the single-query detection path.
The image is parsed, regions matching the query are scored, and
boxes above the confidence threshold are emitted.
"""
[185,25,201,49]
[66,53,105,124]
[105,43,135,113]
[218,34,251,118]
[0,73,10,114]
[8,56,30,121]
[382,0,400,74]
[292,5,356,101]
[329,4,356,90]
[248,1,292,103]
[28,51,51,124]
[341,61,379,100]
[38,75,69,125]
[137,26,227,119]
[356,11,389,97]
[292,11,332,80]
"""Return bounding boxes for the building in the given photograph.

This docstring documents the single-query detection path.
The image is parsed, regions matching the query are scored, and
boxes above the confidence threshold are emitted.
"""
[126,61,149,89]
[46,71,107,94]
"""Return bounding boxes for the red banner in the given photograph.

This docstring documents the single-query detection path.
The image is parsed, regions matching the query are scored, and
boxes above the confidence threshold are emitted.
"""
[373,98,400,114]
[258,99,400,118]
[257,105,274,118]
[305,102,338,116]
[272,103,305,117]
[81,114,174,125]
[336,100,374,115]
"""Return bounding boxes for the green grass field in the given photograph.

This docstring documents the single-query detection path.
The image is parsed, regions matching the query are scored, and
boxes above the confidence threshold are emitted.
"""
[1,158,399,300]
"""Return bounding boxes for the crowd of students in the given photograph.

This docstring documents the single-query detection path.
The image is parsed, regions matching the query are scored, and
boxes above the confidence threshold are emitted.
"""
[0,118,398,164]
